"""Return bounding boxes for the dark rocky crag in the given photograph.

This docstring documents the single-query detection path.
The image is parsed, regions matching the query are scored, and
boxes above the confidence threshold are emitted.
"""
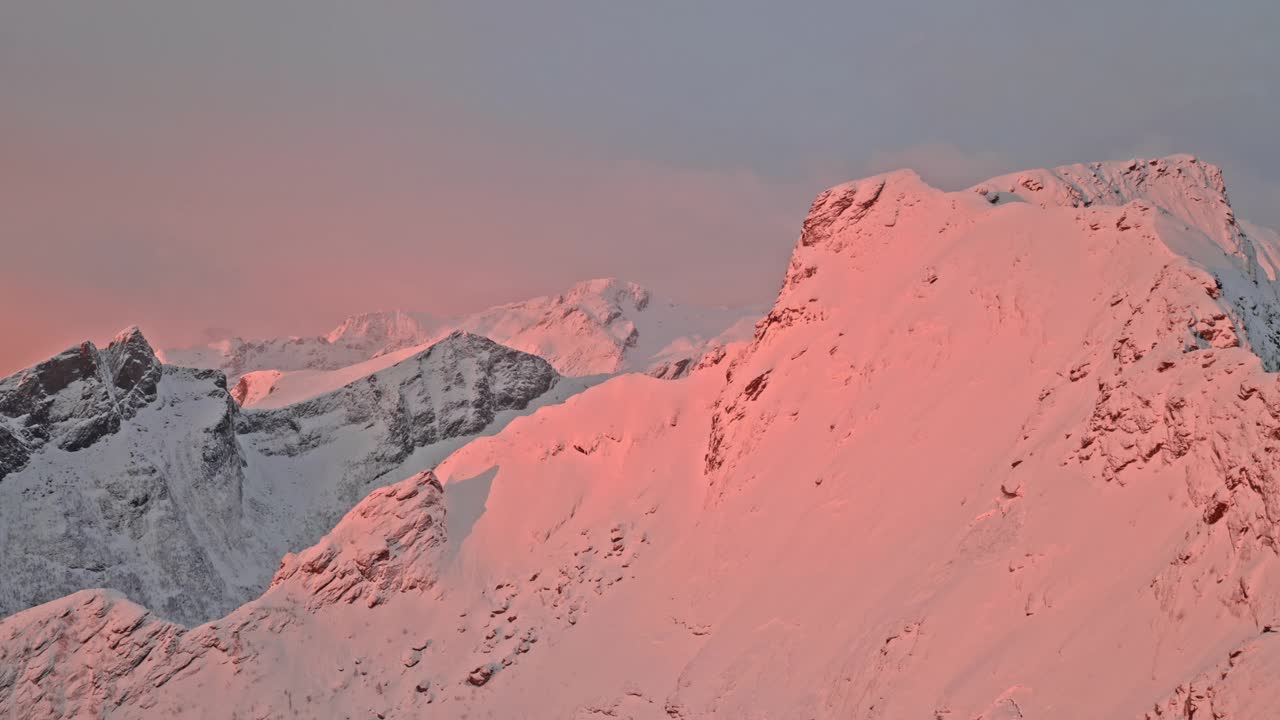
[0,328,164,479]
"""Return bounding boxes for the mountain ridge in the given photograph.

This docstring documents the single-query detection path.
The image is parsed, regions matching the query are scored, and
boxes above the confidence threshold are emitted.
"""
[0,328,568,626]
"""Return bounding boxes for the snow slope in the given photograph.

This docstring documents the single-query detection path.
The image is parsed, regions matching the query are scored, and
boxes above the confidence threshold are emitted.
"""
[0,330,571,626]
[8,155,1280,718]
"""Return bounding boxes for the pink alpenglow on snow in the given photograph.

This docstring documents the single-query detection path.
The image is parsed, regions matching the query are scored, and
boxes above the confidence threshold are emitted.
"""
[6,155,1280,719]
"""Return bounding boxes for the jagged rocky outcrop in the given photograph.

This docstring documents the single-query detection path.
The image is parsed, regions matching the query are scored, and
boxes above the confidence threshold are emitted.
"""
[234,331,561,558]
[0,327,162,479]
[270,470,446,610]
[241,332,557,463]
[1142,630,1280,719]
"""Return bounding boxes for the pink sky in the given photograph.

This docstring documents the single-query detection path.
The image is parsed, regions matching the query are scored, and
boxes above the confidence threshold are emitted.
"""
[0,111,804,375]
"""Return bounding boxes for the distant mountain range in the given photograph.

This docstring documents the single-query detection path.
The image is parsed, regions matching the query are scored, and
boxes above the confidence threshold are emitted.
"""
[161,278,760,408]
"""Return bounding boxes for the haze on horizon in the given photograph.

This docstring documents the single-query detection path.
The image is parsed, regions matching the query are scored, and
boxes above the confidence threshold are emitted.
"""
[3,0,1278,375]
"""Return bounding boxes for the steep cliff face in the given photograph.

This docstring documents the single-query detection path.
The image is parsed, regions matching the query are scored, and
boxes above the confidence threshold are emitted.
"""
[0,327,163,479]
[8,155,1280,719]
[242,332,558,461]
[235,331,565,558]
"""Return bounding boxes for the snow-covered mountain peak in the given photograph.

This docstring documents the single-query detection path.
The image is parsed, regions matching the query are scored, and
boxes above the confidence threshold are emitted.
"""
[2,325,163,404]
[972,153,1280,368]
[109,324,148,347]
[560,277,651,311]
[228,368,282,406]
[100,326,164,413]
[470,277,650,339]
[0,326,170,480]
[792,155,1242,275]
[769,154,1280,367]
[452,278,756,377]
[776,167,939,306]
[324,309,434,350]
[720,153,1280,485]
[975,154,1248,258]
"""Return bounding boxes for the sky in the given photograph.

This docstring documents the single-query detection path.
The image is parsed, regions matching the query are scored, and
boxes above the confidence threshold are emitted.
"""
[2,1,1278,374]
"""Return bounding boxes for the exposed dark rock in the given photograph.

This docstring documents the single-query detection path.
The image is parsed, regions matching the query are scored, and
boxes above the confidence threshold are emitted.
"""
[467,663,498,687]
[240,332,557,471]
[0,423,29,480]
[0,329,166,478]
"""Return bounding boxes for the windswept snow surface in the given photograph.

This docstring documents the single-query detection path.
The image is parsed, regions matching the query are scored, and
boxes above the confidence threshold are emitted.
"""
[9,155,1280,718]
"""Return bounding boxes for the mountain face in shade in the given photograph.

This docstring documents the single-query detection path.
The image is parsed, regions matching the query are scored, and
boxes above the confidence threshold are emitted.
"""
[233,330,567,565]
[0,330,564,626]
[8,155,1280,719]
[0,328,247,624]
[0,327,164,479]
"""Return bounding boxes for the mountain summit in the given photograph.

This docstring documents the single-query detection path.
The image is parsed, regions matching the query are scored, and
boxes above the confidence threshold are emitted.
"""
[323,309,440,351]
[0,326,165,480]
